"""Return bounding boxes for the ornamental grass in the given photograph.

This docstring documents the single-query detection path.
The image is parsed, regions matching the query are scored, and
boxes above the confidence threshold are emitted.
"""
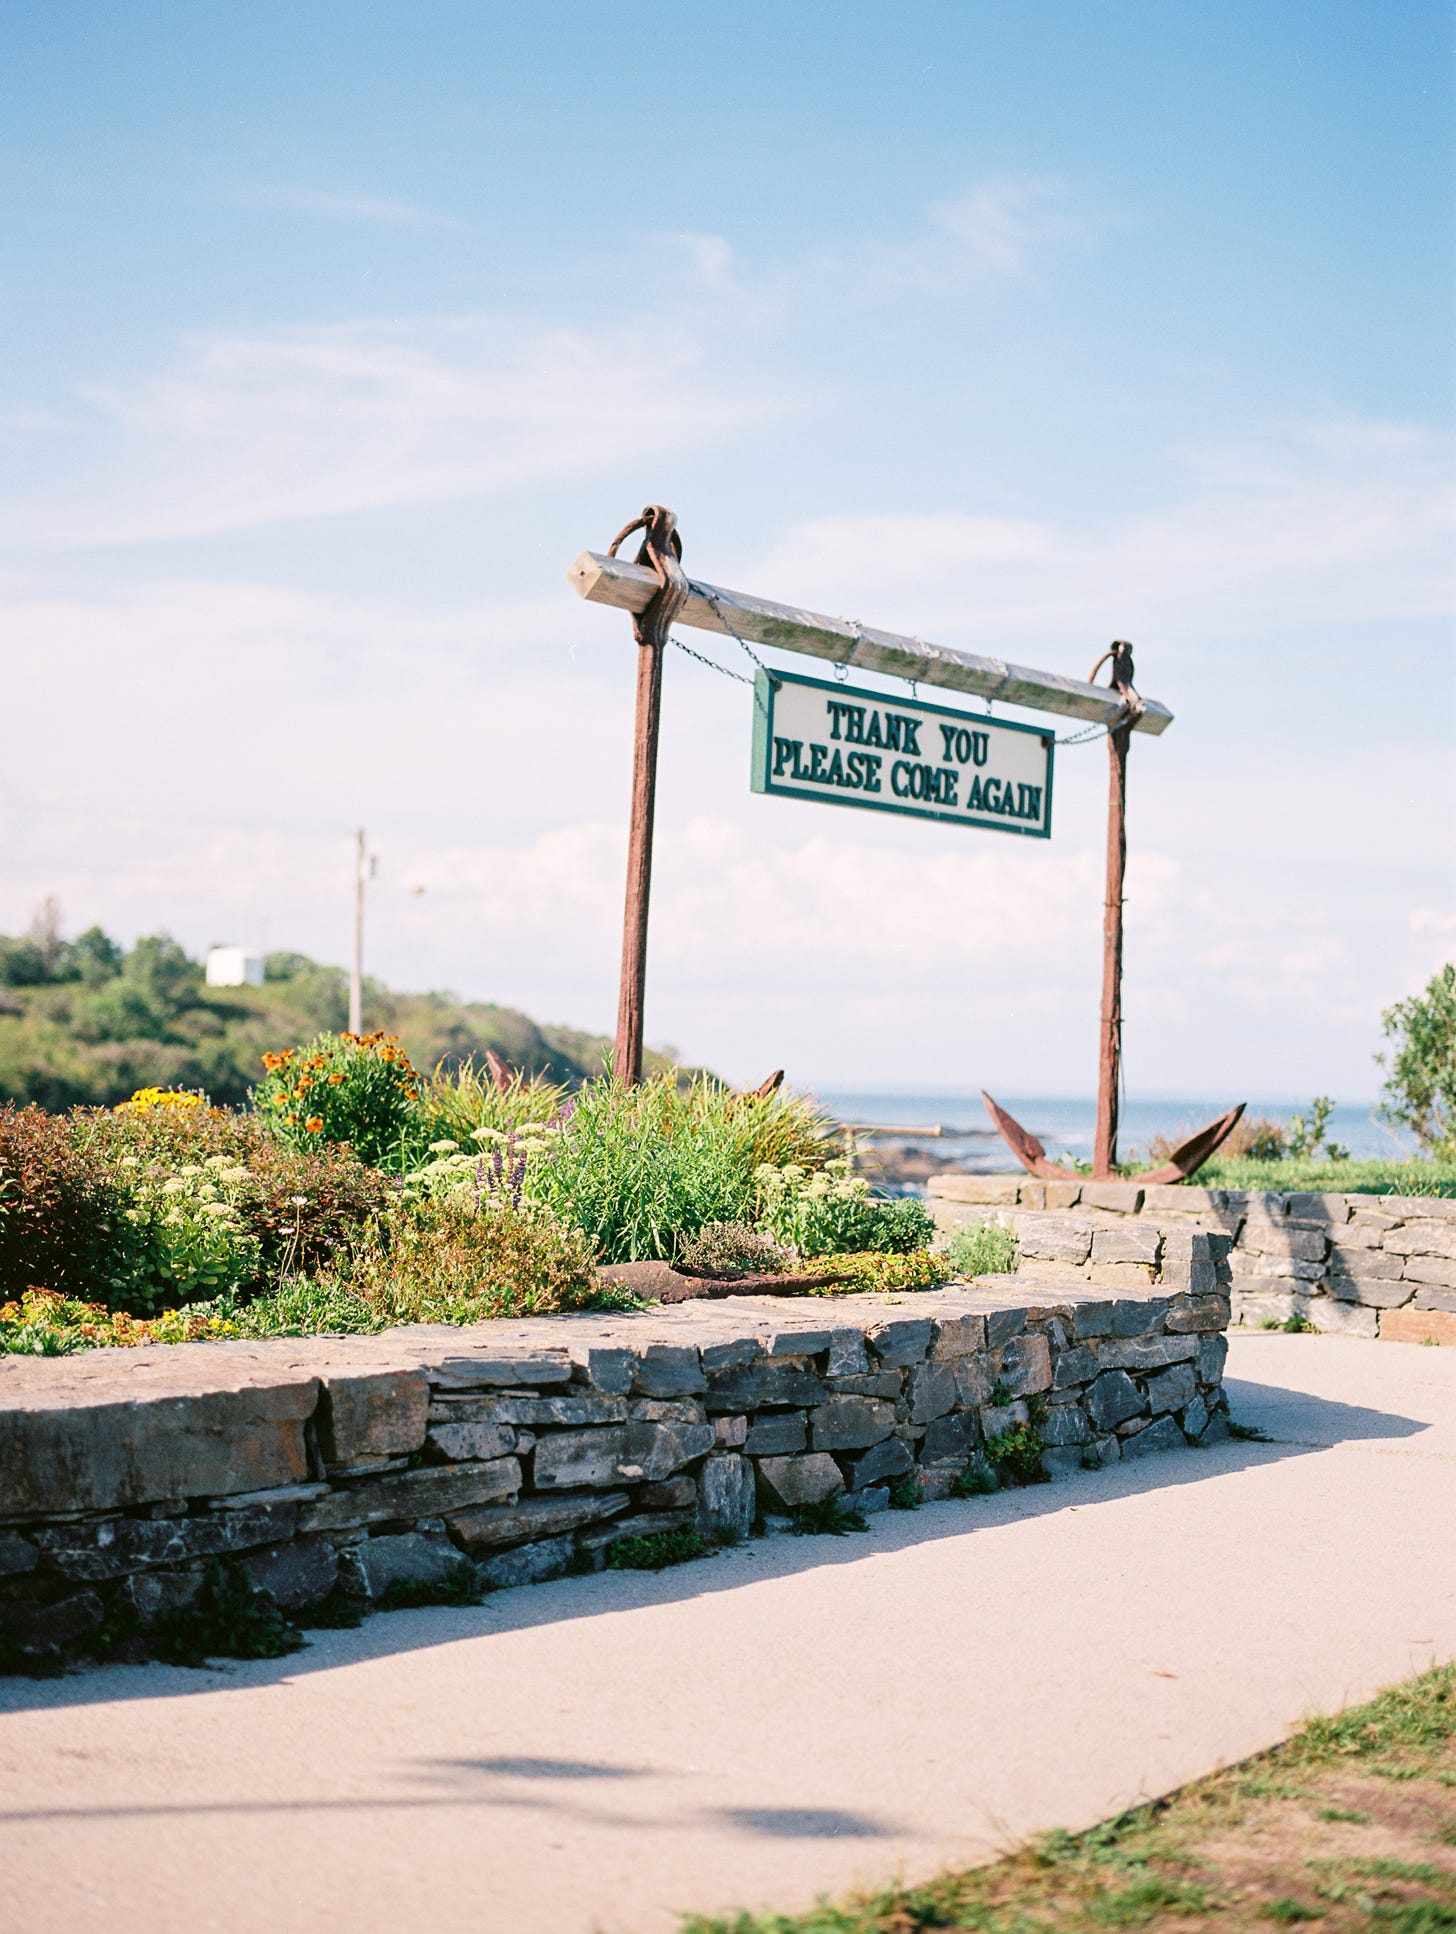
[416,1069,836,1265]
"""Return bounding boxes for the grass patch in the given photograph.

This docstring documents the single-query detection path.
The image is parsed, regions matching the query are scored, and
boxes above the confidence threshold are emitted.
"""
[887,1472,923,1511]
[605,1525,711,1570]
[374,1572,482,1611]
[943,1220,1020,1278]
[950,1460,1000,1498]
[1191,1157,1456,1197]
[155,1559,305,1667]
[790,1493,869,1536]
[1229,1418,1273,1442]
[679,1661,1456,1933]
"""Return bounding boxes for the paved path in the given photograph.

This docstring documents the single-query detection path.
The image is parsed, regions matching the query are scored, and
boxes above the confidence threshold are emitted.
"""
[2,1333,1452,1934]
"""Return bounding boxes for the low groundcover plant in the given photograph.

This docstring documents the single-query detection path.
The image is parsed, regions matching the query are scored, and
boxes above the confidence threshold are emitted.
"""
[755,1158,936,1259]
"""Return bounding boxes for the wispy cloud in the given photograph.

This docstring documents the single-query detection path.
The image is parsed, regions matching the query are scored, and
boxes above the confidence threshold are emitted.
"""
[3,317,777,546]
[927,175,1114,278]
[227,183,466,229]
[663,231,738,292]
[744,420,1456,647]
[804,172,1119,301]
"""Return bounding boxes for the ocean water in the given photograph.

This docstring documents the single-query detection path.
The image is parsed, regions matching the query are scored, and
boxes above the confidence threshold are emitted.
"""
[812,1092,1411,1167]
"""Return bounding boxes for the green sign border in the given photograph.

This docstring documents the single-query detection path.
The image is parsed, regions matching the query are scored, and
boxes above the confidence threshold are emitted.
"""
[750,667,1055,839]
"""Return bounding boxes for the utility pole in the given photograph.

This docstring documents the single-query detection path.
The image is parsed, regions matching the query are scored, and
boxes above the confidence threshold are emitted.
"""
[349,829,374,1034]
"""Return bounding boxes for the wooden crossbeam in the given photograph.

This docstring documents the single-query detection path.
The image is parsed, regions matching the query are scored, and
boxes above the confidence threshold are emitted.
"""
[568,549,1173,735]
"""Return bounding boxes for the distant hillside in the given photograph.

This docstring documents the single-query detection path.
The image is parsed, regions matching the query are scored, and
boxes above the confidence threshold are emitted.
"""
[0,915,663,1110]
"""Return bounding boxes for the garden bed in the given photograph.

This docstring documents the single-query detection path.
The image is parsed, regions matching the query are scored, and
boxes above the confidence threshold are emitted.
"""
[0,1236,1231,1671]
[2,1045,970,1355]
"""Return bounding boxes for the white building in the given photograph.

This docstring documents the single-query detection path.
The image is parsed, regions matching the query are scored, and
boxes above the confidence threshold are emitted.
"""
[205,946,264,988]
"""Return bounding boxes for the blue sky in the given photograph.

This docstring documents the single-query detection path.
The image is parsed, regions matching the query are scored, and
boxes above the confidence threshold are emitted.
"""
[1,0,1452,1098]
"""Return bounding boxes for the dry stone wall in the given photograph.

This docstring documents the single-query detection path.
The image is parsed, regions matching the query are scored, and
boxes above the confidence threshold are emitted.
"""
[931,1176,1456,1344]
[0,1268,1230,1670]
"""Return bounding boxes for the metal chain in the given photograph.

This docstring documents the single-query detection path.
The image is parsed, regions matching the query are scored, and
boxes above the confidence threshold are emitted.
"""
[670,635,754,684]
[1055,695,1142,745]
[703,587,773,679]
[685,587,778,715]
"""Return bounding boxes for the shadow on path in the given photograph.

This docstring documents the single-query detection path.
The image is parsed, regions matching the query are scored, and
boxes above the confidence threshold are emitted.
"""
[0,1774,901,1843]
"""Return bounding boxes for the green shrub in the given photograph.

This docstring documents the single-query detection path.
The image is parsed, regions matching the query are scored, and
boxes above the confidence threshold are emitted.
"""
[116,1157,262,1313]
[413,1072,832,1265]
[230,1140,395,1277]
[943,1220,1019,1278]
[951,1460,999,1498]
[756,1159,935,1258]
[674,1221,793,1274]
[605,1525,710,1570]
[0,1104,140,1296]
[1378,964,1456,1158]
[375,1573,481,1610]
[984,1421,1048,1485]
[1284,1095,1349,1161]
[790,1492,869,1535]
[887,1472,923,1510]
[156,1559,304,1666]
[254,1031,424,1170]
[6,1102,396,1311]
[76,1103,395,1278]
[297,1195,601,1328]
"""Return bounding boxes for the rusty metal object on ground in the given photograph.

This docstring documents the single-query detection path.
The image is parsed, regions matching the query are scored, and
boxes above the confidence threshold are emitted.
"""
[981,1090,1249,1187]
[979,1091,1080,1181]
[1127,1103,1248,1185]
[594,1259,853,1303]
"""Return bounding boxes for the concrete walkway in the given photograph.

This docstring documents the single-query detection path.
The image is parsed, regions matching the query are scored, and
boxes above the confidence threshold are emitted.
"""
[1,1333,1452,1934]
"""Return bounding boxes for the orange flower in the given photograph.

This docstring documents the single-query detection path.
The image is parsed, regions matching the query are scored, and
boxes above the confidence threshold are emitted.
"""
[286,1113,298,1125]
[328,1072,345,1085]
[305,1116,323,1133]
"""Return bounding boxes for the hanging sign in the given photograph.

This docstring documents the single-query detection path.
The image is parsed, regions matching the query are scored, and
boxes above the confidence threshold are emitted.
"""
[750,668,1054,838]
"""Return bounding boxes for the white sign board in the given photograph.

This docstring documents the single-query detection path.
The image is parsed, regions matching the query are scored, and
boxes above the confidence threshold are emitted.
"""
[750,669,1054,838]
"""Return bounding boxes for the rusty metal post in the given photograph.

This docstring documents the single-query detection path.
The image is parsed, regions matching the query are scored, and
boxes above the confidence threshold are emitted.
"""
[1093,714,1131,1177]
[609,506,688,1084]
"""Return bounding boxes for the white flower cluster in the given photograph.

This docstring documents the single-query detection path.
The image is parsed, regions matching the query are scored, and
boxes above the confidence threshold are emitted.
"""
[399,1121,559,1210]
